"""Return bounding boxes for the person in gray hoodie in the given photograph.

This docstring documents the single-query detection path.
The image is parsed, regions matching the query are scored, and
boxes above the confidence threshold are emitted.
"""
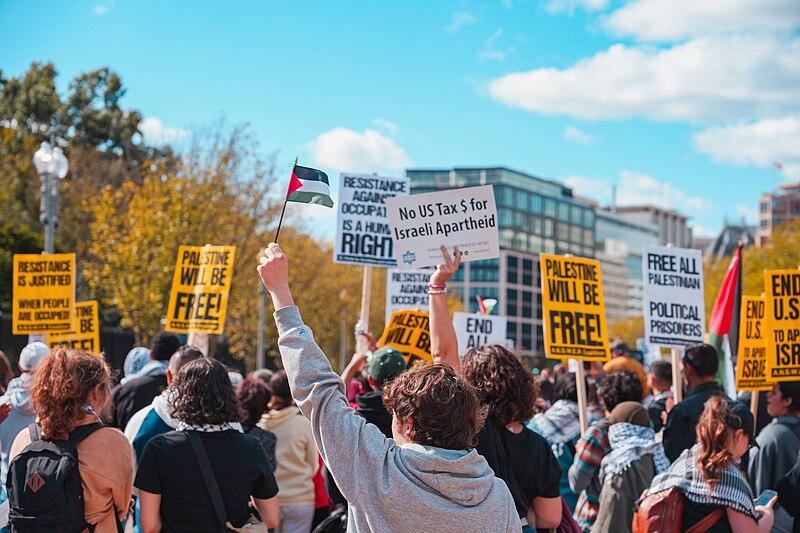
[257,243,520,533]
[0,341,49,484]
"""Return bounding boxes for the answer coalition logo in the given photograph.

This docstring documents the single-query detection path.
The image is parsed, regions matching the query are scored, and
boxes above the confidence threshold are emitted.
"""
[402,250,416,266]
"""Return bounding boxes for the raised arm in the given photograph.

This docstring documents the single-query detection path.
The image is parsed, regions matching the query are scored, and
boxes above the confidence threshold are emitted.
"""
[429,245,462,372]
[257,243,391,501]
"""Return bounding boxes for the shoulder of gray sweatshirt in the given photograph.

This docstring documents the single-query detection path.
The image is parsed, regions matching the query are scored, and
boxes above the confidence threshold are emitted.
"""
[275,306,521,533]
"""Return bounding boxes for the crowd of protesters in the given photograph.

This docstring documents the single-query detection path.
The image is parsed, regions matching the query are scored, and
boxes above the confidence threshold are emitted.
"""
[0,244,794,532]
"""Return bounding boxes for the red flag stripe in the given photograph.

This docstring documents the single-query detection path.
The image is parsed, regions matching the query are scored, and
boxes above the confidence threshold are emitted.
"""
[708,245,742,335]
[286,169,303,197]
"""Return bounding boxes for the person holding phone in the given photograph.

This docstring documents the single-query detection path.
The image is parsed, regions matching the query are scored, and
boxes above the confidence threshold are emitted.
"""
[647,396,776,532]
[749,381,800,533]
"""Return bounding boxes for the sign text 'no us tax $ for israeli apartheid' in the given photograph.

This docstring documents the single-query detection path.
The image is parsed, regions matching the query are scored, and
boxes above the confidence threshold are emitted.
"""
[764,269,800,381]
[49,300,101,354]
[642,245,705,347]
[735,295,772,391]
[12,253,76,334]
[540,254,610,361]
[334,173,410,267]
[378,310,431,366]
[386,185,499,270]
[165,245,236,334]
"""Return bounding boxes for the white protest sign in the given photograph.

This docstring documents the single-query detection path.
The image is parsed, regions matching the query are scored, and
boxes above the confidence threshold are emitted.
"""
[642,245,705,347]
[385,268,432,323]
[334,173,410,267]
[453,312,508,357]
[386,185,499,269]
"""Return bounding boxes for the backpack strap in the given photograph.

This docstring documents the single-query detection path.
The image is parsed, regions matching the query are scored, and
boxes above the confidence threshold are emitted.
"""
[28,423,41,443]
[685,508,724,533]
[67,422,104,446]
[186,431,228,532]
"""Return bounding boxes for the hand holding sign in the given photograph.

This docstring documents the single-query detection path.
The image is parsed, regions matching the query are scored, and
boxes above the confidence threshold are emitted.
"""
[430,246,461,287]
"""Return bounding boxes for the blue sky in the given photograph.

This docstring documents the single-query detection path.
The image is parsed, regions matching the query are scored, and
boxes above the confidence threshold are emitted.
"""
[2,0,799,239]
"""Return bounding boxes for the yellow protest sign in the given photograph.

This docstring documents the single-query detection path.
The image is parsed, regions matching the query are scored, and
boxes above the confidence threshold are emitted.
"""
[165,245,236,334]
[735,295,772,391]
[378,309,431,366]
[540,254,610,362]
[764,269,800,381]
[49,300,101,354]
[12,253,76,334]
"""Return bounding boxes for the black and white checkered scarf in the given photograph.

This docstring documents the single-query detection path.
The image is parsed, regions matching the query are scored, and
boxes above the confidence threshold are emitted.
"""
[648,444,758,520]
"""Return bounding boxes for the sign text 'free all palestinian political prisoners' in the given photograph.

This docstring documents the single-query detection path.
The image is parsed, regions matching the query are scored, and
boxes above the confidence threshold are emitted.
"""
[764,269,800,381]
[385,269,431,322]
[165,245,236,335]
[642,245,705,347]
[49,300,101,353]
[540,254,610,362]
[334,173,410,267]
[386,185,499,270]
[378,309,431,366]
[452,312,507,357]
[735,295,771,391]
[12,253,76,334]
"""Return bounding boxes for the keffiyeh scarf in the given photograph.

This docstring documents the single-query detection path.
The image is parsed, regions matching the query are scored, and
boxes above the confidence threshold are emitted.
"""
[177,421,243,432]
[530,399,582,456]
[648,444,758,520]
[600,423,670,483]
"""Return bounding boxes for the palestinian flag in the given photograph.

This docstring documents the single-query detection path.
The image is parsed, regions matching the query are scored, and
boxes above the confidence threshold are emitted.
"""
[708,243,743,388]
[286,164,333,207]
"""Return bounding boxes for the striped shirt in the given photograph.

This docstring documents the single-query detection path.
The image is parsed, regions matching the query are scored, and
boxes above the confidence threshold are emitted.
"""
[567,419,610,531]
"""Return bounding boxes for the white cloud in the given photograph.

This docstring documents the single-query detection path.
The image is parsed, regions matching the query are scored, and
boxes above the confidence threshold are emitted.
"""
[693,117,800,180]
[93,0,113,15]
[480,28,516,62]
[563,175,611,201]
[616,170,712,211]
[488,35,800,122]
[307,127,411,173]
[373,118,399,137]
[692,224,716,239]
[736,202,758,224]
[138,117,190,145]
[545,0,608,15]
[563,125,594,144]
[604,0,800,42]
[444,11,477,33]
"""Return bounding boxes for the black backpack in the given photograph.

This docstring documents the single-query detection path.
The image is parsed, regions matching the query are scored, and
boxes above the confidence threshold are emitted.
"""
[6,422,103,533]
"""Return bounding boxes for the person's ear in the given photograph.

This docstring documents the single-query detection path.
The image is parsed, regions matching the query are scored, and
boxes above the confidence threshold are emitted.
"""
[166,368,173,385]
[403,419,413,438]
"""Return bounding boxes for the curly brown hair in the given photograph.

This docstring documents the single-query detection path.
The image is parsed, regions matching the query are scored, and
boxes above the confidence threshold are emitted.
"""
[383,363,487,450]
[462,345,535,426]
[170,358,239,426]
[696,396,739,486]
[30,347,111,440]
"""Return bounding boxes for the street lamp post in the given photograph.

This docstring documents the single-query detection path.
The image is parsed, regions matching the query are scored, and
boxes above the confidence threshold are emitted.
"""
[32,142,69,254]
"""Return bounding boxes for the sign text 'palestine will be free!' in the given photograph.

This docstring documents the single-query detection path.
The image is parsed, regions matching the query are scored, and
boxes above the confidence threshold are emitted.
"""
[165,245,236,335]
[49,300,101,354]
[540,254,610,361]
[378,310,431,366]
[765,269,800,381]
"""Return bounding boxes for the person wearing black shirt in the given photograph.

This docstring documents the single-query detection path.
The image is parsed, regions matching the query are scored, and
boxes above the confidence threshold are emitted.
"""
[427,246,563,531]
[663,344,727,462]
[111,332,180,430]
[135,357,279,532]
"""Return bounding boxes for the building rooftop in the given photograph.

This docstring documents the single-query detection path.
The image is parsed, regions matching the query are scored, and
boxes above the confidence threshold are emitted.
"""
[614,204,690,221]
[407,166,576,200]
[704,223,756,261]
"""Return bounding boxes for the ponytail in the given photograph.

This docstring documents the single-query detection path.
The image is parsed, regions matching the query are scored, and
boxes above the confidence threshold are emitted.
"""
[695,396,736,486]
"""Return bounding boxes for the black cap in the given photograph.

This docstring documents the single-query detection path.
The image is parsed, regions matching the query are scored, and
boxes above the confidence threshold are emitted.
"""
[726,399,756,446]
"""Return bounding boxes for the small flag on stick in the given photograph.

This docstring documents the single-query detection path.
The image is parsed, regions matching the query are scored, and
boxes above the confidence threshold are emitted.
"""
[274,160,333,242]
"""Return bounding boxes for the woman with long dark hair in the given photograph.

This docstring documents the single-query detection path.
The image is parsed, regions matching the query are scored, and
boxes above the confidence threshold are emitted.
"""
[135,357,279,532]
[647,396,776,532]
[9,347,133,532]
[257,370,318,533]
[237,377,277,471]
